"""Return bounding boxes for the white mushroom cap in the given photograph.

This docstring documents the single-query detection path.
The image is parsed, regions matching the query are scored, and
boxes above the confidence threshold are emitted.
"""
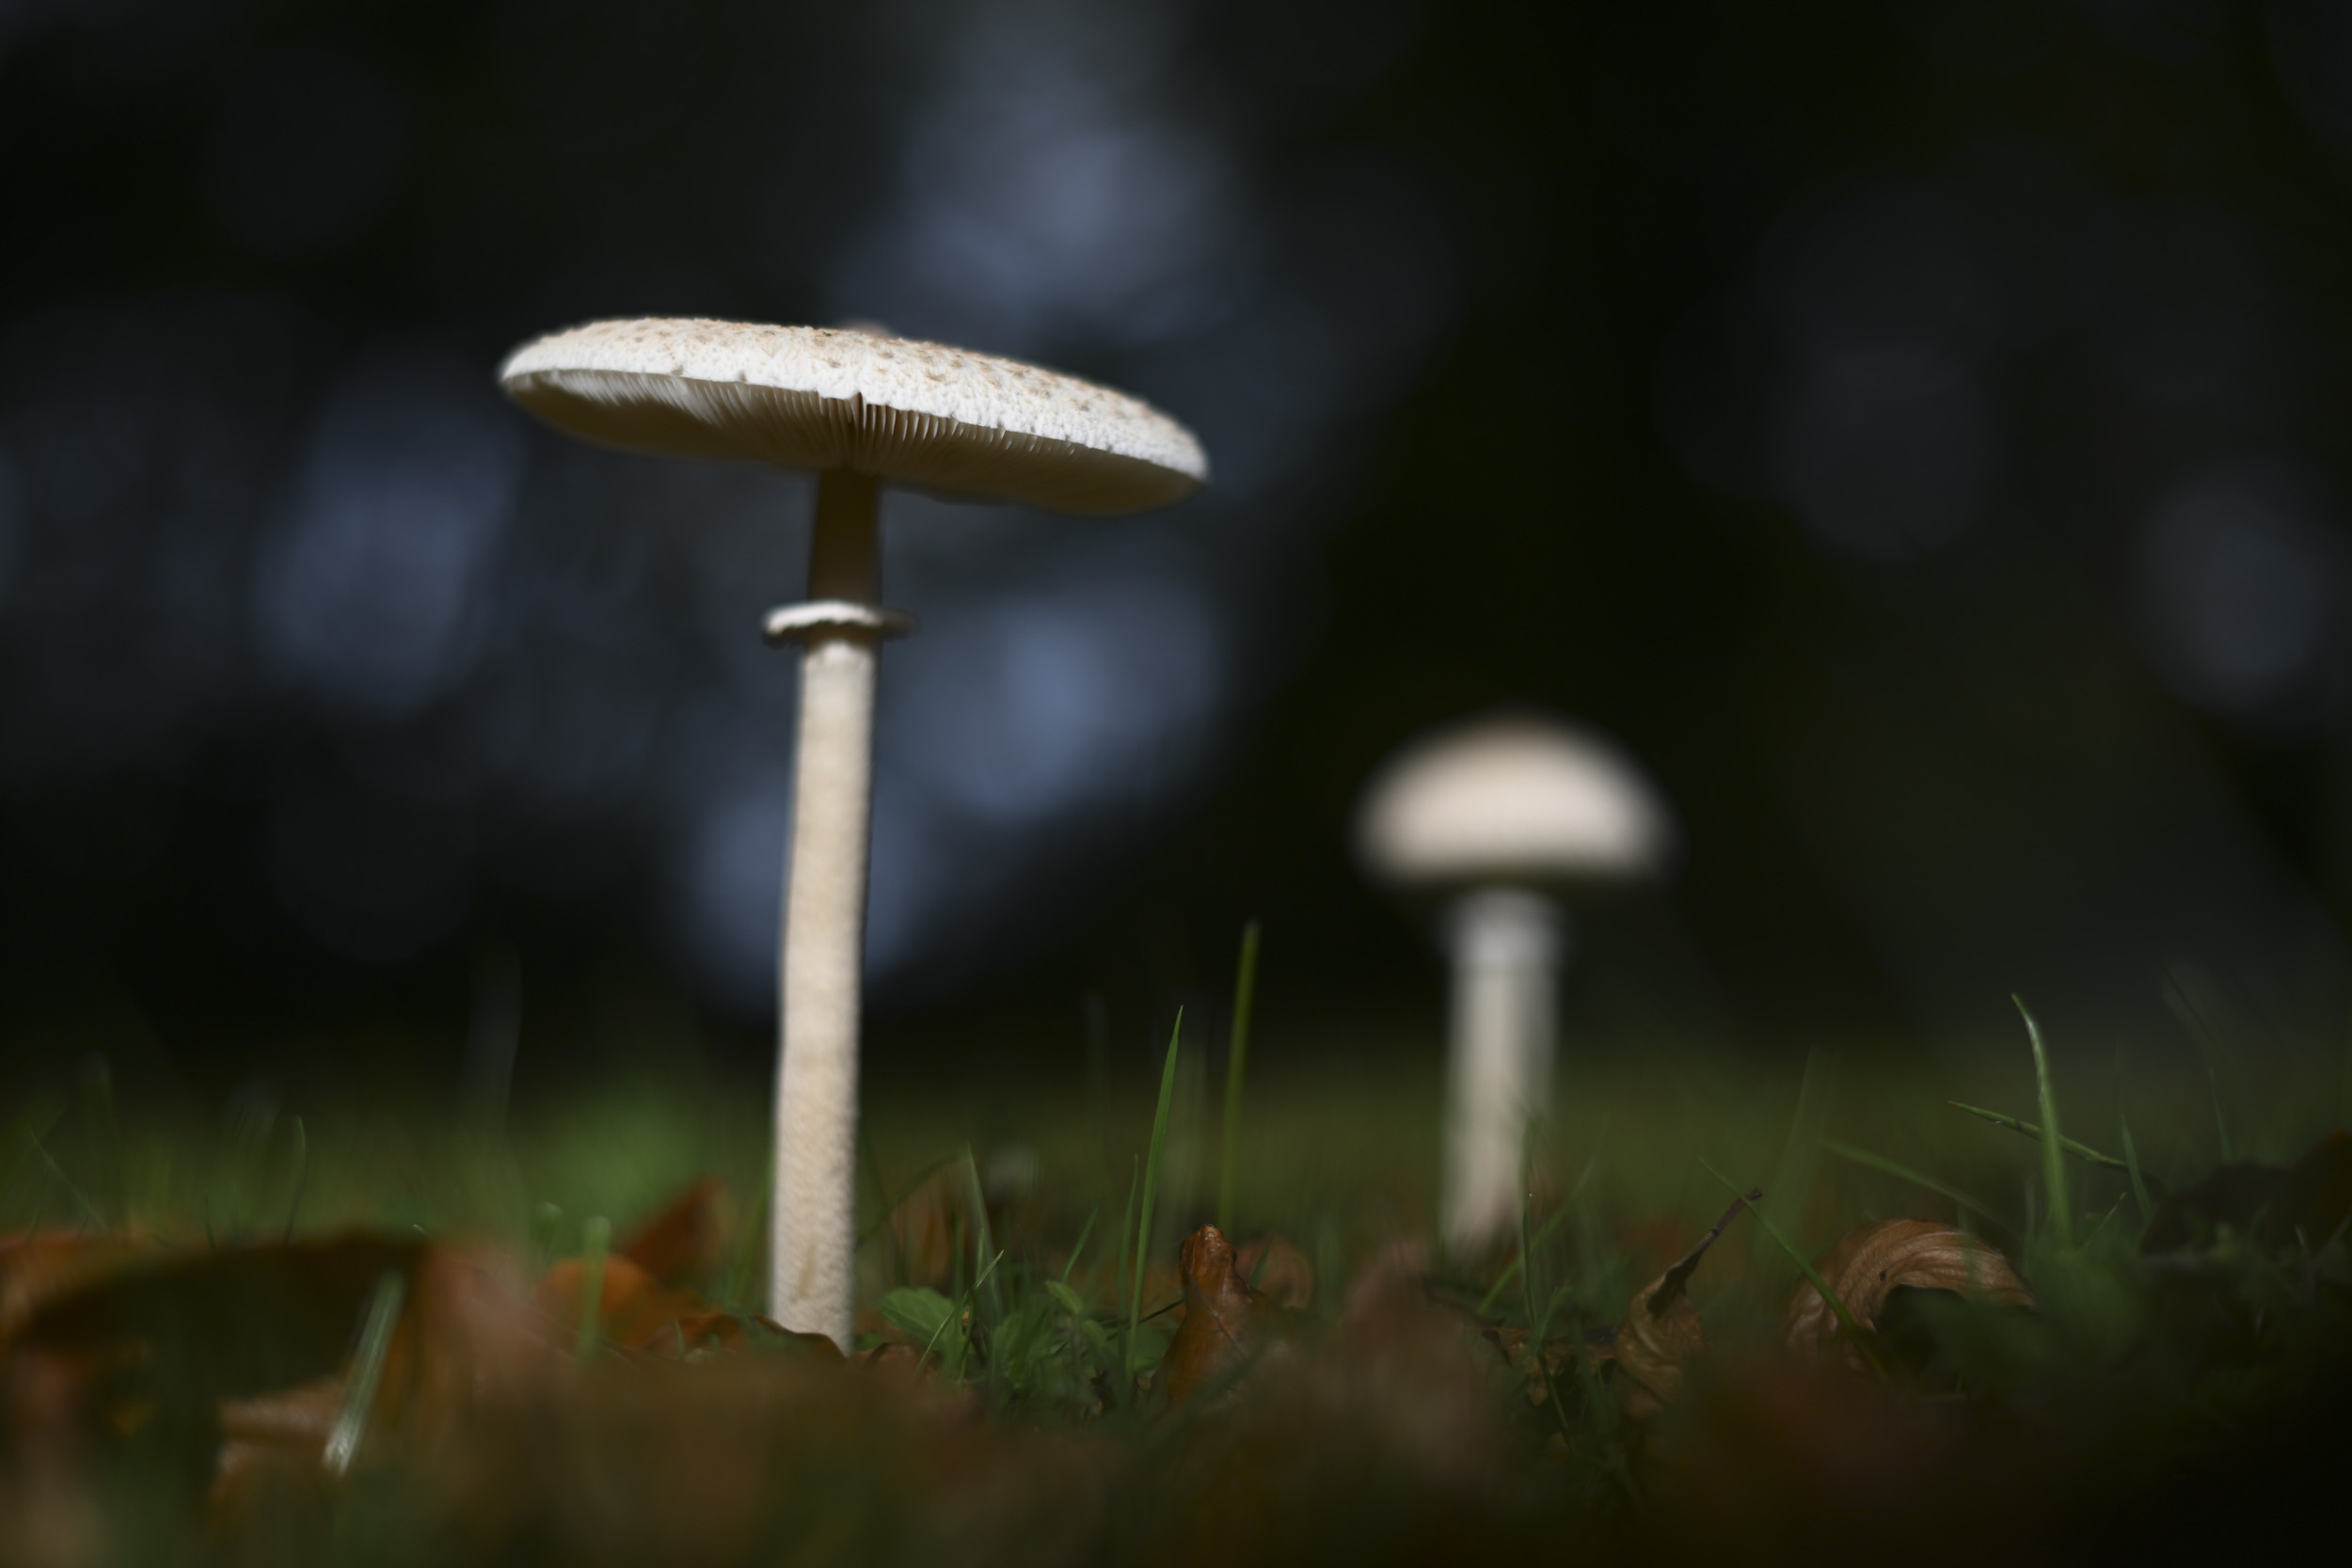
[500,318,1206,515]
[1355,712,1677,891]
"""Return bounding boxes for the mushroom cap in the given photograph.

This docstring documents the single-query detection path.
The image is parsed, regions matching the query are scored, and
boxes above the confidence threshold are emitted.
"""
[499,318,1207,515]
[1355,712,1677,892]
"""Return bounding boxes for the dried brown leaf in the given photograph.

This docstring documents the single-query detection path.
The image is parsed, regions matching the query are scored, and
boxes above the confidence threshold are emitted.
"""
[1233,1233,1314,1312]
[1340,1235,1432,1327]
[7,1235,425,1430]
[1785,1219,2032,1374]
[0,1234,149,1351]
[532,1243,836,1363]
[376,1243,556,1445]
[615,1178,727,1287]
[1478,1323,1600,1409]
[889,1170,960,1290]
[2139,1128,2352,1258]
[536,1255,707,1352]
[209,1376,341,1515]
[1159,1225,1267,1408]
[1608,1189,1756,1418]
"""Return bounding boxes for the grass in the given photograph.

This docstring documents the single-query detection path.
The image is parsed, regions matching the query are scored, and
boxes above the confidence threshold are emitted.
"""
[4,1006,2352,1562]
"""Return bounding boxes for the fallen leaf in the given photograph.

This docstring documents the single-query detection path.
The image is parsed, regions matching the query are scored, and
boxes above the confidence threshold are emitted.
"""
[1233,1233,1314,1312]
[537,1255,707,1351]
[2139,1129,2352,1259]
[374,1242,554,1444]
[888,1170,960,1290]
[1341,1235,1433,1326]
[1611,1189,1757,1418]
[1159,1225,1266,1408]
[209,1375,341,1517]
[861,1340,925,1378]
[533,1254,824,1360]
[615,1178,727,1287]
[0,1234,149,1351]
[1479,1323,1607,1409]
[1785,1219,2032,1374]
[0,1230,455,1522]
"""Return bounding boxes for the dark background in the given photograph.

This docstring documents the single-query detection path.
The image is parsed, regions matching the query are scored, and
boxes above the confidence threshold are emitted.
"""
[7,0,2352,1102]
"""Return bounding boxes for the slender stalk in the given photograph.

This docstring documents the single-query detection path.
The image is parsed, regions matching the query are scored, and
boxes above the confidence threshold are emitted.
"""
[1216,921,1262,1235]
[1112,1158,1137,1398]
[1518,1148,1577,1450]
[2015,996,2073,1249]
[324,1269,406,1476]
[282,1115,308,1243]
[1700,1159,1881,1375]
[1442,890,1563,1254]
[771,468,884,1351]
[1060,1206,1100,1287]
[1128,1011,1184,1381]
[1947,1100,2127,1170]
[2208,1066,2234,1165]
[79,1056,121,1231]
[961,1145,1002,1328]
[1479,1117,1609,1315]
[577,1216,611,1362]
[2121,1114,2153,1227]
[1823,1140,2018,1237]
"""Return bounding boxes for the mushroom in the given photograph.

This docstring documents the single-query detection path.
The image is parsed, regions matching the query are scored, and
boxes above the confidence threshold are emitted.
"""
[499,319,1206,1348]
[1353,711,1675,1254]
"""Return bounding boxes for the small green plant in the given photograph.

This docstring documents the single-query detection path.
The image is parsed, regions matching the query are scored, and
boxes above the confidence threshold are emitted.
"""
[1216,921,1261,1236]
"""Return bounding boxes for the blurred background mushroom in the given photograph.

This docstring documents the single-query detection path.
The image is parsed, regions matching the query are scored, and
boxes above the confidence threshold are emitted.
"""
[1356,713,1675,1252]
[8,0,2352,1114]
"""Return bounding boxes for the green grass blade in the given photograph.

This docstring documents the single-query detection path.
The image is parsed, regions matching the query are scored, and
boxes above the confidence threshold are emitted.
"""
[1518,1150,1580,1449]
[2081,1196,2126,1252]
[1762,1045,1837,1265]
[528,1202,564,1282]
[1518,1142,1545,1334]
[1112,1155,1138,1385]
[1479,1115,1610,1315]
[1698,1157,1881,1374]
[324,1268,406,1475]
[1,1098,67,1212]
[856,1152,957,1246]
[1821,1141,2019,1237]
[1128,1009,1184,1379]
[961,1145,1003,1328]
[2014,995,2072,1249]
[1084,993,1112,1184]
[2208,1065,2233,1165]
[1216,920,1262,1236]
[31,1137,106,1234]
[1060,1205,1100,1287]
[2120,1113,2153,1227]
[78,1056,122,1230]
[282,1115,308,1243]
[720,1187,764,1312]
[916,1252,1003,1377]
[576,1215,611,1362]
[859,1133,907,1288]
[1946,1101,2128,1170]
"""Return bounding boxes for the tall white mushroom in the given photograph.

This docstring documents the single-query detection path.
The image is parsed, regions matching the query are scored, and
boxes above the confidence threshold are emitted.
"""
[499,319,1206,1348]
[1354,711,1675,1255]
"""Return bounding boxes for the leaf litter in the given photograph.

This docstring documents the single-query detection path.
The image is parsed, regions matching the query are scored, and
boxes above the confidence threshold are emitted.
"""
[1,1105,2350,1561]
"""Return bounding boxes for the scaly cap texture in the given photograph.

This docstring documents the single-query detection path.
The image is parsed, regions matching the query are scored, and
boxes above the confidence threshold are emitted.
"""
[501,318,1206,515]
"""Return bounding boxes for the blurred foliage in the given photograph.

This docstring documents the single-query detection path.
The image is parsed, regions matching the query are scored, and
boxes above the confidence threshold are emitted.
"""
[5,1017,2352,1560]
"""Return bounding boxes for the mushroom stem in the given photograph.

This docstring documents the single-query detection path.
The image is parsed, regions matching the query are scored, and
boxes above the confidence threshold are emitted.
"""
[1440,888,1566,1255]
[771,467,883,1350]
